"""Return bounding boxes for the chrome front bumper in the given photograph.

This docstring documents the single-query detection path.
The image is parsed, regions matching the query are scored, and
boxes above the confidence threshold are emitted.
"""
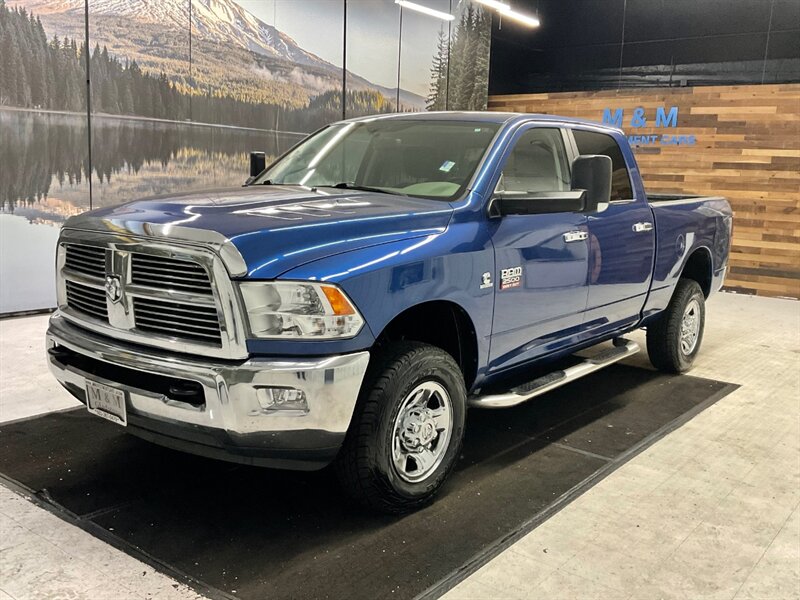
[46,313,370,470]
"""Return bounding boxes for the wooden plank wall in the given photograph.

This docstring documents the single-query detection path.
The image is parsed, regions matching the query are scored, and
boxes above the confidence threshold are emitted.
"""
[488,84,800,299]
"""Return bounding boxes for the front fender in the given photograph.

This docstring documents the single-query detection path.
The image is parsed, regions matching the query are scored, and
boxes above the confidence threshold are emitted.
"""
[278,221,496,383]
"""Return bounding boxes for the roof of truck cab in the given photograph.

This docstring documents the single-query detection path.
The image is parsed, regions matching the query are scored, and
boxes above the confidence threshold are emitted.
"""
[339,111,615,129]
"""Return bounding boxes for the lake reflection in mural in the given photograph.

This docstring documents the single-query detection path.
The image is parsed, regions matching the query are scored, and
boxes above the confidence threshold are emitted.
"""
[0,108,298,313]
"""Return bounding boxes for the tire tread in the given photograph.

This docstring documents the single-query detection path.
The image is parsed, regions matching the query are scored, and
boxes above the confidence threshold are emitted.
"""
[335,341,465,513]
[647,278,704,374]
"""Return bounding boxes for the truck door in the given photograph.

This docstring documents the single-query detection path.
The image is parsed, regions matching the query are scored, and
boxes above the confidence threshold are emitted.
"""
[569,128,655,338]
[487,126,590,373]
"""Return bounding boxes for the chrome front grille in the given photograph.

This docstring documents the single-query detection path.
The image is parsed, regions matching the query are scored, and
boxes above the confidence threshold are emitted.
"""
[65,280,108,321]
[65,244,106,278]
[56,230,247,359]
[64,244,108,323]
[131,253,213,296]
[133,298,221,344]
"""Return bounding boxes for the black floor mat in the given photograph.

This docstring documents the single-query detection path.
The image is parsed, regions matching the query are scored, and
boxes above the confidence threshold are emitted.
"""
[0,365,736,600]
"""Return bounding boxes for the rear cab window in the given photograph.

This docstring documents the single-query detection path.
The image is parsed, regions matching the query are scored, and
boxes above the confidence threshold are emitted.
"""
[571,129,634,201]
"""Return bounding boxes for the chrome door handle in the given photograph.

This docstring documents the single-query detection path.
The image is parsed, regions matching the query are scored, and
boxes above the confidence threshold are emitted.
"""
[632,222,653,233]
[563,231,588,243]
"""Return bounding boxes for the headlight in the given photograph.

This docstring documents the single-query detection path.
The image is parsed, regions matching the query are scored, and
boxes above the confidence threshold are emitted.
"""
[238,281,364,339]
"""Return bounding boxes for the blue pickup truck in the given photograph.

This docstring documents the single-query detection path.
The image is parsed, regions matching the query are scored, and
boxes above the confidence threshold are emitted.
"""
[47,112,732,512]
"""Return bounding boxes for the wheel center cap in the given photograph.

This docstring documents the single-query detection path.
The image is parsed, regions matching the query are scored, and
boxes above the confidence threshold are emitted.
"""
[401,409,437,449]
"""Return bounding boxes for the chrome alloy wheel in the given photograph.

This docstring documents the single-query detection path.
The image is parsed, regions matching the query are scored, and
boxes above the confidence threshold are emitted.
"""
[680,298,701,355]
[391,381,453,483]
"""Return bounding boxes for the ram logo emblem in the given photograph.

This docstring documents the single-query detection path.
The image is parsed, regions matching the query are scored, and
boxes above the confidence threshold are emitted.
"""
[104,275,123,304]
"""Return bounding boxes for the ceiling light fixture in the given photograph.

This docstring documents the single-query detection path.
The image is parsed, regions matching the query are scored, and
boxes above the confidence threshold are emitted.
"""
[472,0,540,28]
[394,0,455,21]
[474,0,510,10]
[498,7,540,27]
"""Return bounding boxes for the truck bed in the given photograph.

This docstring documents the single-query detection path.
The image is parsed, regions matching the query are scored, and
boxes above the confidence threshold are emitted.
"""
[648,193,713,204]
[642,193,733,319]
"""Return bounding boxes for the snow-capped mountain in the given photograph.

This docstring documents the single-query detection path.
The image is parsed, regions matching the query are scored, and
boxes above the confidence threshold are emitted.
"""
[12,0,426,110]
[17,0,335,71]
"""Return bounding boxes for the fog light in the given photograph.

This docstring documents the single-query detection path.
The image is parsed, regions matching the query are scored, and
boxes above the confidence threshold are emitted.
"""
[256,387,309,413]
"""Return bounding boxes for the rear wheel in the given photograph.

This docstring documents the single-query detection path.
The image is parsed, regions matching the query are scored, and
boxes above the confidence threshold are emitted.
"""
[335,341,466,513]
[646,278,706,373]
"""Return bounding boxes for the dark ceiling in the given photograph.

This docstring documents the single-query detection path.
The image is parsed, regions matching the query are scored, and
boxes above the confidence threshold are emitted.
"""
[488,0,800,94]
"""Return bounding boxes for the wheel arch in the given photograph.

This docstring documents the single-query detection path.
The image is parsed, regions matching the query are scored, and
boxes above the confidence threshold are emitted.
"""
[680,246,713,298]
[374,300,479,390]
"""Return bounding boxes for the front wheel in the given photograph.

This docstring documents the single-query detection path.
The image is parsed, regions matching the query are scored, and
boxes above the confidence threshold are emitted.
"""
[646,278,706,373]
[335,341,466,513]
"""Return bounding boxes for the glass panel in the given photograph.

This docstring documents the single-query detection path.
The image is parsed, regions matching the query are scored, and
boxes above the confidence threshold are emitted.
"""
[88,120,299,208]
[88,0,190,122]
[573,130,634,200]
[446,2,491,110]
[85,0,211,209]
[0,2,88,313]
[498,129,570,194]
[260,119,500,200]
[399,0,450,112]
[78,0,299,208]
[207,1,344,133]
[345,0,401,118]
[0,0,492,314]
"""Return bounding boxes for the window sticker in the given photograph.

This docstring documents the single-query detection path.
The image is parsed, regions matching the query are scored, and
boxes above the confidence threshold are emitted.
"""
[439,160,456,173]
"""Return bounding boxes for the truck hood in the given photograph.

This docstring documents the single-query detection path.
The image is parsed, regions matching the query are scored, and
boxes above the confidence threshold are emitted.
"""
[64,185,454,278]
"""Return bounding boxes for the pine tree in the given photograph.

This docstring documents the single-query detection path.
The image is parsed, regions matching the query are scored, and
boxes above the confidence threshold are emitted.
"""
[77,41,89,111]
[29,52,46,107]
[0,20,15,105]
[426,28,449,111]
[15,55,31,106]
[468,8,490,110]
[90,43,103,111]
[101,78,119,113]
[457,6,479,109]
[5,33,31,106]
[447,9,470,111]
[119,80,134,114]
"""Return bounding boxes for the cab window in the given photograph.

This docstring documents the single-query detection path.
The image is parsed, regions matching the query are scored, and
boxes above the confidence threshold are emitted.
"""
[496,128,570,195]
[572,129,634,201]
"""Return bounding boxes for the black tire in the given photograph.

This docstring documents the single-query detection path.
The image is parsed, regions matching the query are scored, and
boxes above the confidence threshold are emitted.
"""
[647,278,706,374]
[334,341,467,514]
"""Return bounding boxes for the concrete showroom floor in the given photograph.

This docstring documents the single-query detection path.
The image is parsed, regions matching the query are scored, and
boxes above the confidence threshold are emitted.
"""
[1,291,798,600]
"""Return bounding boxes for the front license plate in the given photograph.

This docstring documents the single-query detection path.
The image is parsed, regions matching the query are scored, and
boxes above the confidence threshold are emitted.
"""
[86,379,127,426]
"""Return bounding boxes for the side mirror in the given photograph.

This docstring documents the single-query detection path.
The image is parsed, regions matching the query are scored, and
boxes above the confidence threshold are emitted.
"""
[248,151,266,180]
[570,154,612,212]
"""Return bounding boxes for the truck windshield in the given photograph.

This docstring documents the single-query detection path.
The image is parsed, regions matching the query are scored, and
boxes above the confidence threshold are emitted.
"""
[254,120,501,201]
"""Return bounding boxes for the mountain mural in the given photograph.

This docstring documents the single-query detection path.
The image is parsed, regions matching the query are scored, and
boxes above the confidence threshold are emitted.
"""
[18,0,334,67]
[7,0,426,124]
[0,0,491,314]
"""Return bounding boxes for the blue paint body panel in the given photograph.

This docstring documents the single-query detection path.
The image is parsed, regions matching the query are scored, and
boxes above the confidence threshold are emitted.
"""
[642,195,732,321]
[84,113,732,392]
[85,186,454,280]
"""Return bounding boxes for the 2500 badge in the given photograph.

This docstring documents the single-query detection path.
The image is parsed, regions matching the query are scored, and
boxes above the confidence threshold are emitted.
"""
[500,266,522,290]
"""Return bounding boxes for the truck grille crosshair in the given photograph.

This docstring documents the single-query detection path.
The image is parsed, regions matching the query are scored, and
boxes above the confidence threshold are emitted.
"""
[62,242,223,348]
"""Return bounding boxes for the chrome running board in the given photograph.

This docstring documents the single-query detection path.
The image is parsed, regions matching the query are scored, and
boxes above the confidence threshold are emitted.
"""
[468,338,640,409]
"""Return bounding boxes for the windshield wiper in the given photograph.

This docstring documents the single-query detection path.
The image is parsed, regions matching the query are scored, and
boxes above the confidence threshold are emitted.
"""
[316,182,402,196]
